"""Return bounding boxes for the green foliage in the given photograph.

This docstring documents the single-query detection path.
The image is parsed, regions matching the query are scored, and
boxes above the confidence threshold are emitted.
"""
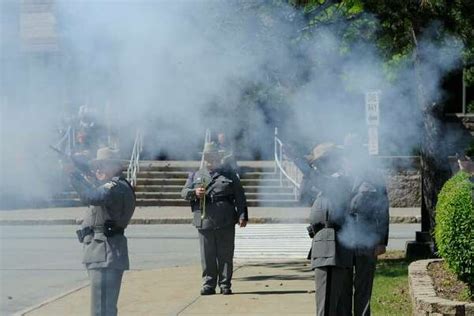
[382,51,412,83]
[467,101,474,114]
[465,140,474,157]
[435,172,474,291]
[294,0,474,86]
[464,66,474,86]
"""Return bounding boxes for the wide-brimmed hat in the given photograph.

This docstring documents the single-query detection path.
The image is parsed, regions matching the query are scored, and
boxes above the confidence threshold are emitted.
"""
[304,143,342,163]
[200,142,220,156]
[90,147,122,168]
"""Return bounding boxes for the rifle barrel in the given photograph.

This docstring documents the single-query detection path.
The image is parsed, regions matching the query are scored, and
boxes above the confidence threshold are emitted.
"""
[49,145,67,157]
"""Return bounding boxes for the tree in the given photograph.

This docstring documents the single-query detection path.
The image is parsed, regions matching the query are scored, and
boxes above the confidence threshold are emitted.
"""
[292,0,474,242]
[363,0,473,239]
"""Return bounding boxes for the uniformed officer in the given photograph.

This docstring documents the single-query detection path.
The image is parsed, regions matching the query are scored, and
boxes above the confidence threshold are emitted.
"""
[287,143,335,206]
[67,147,135,316]
[306,143,353,316]
[216,131,239,174]
[342,134,390,316]
[181,142,248,295]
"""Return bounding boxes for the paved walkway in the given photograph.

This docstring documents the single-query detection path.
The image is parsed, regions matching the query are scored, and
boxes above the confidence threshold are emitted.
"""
[7,206,419,315]
[0,206,420,225]
[20,261,316,316]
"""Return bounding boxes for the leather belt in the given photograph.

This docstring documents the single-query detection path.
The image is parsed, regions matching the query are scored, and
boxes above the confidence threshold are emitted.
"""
[76,225,124,243]
[209,196,231,203]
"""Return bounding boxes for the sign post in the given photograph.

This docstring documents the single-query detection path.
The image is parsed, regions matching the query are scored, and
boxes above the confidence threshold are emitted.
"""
[365,91,380,155]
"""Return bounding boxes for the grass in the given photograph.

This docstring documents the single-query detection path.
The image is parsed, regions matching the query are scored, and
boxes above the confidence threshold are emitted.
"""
[371,251,412,315]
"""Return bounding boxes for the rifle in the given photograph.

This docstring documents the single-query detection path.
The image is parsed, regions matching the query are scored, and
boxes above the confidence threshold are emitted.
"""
[49,145,95,179]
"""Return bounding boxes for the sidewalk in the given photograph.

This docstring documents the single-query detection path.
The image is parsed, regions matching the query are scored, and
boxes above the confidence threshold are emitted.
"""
[21,261,316,316]
[0,207,420,225]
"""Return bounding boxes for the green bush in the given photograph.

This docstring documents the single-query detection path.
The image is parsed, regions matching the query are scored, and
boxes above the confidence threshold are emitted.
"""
[465,140,474,157]
[435,172,474,294]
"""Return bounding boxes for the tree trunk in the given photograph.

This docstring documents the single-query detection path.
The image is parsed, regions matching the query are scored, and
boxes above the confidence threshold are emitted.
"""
[420,107,452,233]
[412,29,451,236]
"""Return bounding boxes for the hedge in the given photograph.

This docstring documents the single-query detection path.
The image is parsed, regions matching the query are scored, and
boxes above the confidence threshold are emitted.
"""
[434,171,474,294]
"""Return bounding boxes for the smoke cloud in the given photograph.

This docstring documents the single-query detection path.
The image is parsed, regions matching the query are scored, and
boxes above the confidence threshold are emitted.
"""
[0,1,465,209]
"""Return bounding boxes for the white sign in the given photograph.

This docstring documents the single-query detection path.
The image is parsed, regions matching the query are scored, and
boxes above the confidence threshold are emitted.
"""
[368,126,379,155]
[365,91,380,126]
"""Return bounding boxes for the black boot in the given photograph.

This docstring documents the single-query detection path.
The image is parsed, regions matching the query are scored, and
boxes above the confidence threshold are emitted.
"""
[220,288,232,295]
[200,287,216,295]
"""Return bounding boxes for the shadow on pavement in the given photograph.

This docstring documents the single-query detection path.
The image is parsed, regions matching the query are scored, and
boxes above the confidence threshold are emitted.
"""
[236,274,313,281]
[236,290,310,295]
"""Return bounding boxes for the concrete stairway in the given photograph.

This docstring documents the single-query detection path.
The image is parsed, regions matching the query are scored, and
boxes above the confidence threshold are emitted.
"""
[134,161,299,207]
[52,161,300,207]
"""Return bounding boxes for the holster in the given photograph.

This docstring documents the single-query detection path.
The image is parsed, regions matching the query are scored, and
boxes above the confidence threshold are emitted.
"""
[310,208,337,266]
[76,229,83,243]
[192,210,203,228]
[311,227,337,266]
[76,226,93,243]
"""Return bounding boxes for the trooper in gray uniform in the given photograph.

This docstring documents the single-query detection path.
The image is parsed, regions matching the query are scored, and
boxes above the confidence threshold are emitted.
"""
[216,131,239,174]
[342,134,390,316]
[68,147,135,316]
[305,143,353,316]
[181,142,248,295]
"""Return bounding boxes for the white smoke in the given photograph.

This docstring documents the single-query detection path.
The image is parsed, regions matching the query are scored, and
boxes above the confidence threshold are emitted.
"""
[0,1,465,209]
[339,216,381,250]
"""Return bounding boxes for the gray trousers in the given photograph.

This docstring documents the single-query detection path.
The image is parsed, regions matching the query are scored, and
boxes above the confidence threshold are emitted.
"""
[351,253,377,316]
[315,266,352,316]
[88,268,124,316]
[198,226,235,290]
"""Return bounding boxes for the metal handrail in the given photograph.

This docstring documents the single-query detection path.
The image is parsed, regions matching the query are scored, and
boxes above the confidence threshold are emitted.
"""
[55,126,74,155]
[127,129,143,188]
[274,128,301,200]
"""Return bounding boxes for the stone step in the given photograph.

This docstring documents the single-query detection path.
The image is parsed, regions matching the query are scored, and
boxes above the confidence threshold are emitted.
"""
[50,198,299,208]
[54,189,297,203]
[134,185,295,194]
[136,171,190,179]
[49,199,85,207]
[135,192,297,200]
[135,178,187,186]
[138,167,276,173]
[51,161,297,208]
[136,199,299,207]
[139,166,276,173]
[138,161,275,173]
[135,178,290,186]
[136,171,279,180]
[53,192,77,199]
[136,199,190,207]
[54,186,296,202]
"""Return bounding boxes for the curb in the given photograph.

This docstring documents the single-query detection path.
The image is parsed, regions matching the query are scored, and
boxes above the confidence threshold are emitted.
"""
[408,259,474,315]
[0,219,80,225]
[13,282,89,316]
[0,216,420,225]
